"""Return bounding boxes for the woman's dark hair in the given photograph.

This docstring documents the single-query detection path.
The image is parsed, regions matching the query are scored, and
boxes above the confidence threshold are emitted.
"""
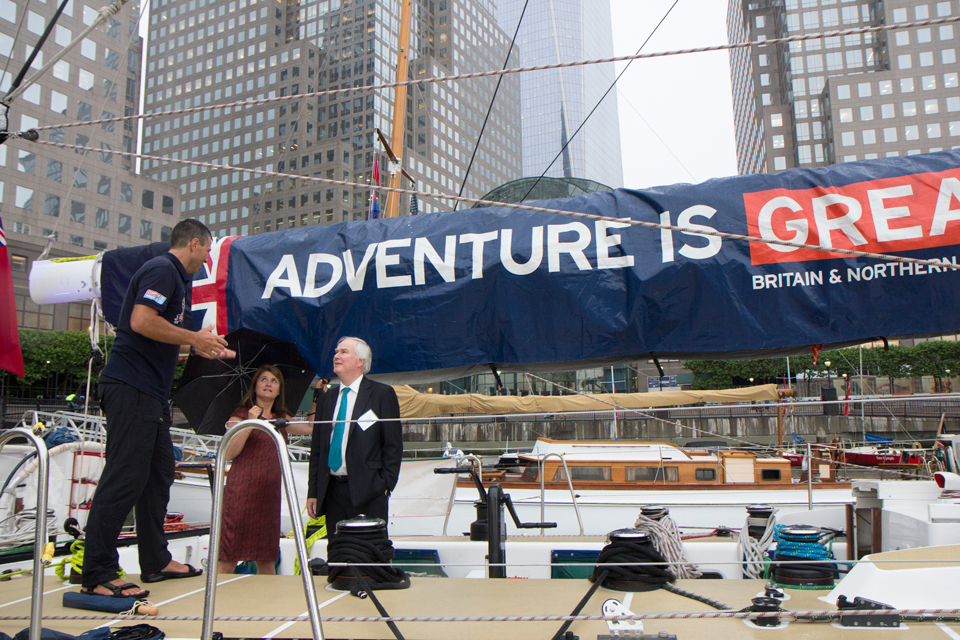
[240,364,288,416]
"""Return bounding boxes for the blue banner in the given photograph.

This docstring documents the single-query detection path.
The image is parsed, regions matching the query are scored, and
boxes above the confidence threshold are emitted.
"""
[106,150,960,382]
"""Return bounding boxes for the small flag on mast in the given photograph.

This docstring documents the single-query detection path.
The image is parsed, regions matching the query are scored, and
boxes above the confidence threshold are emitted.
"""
[410,184,419,216]
[369,159,380,220]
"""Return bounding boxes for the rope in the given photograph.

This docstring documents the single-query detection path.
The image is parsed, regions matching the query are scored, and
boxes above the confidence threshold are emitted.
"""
[632,512,700,579]
[326,535,410,596]
[20,16,960,134]
[769,525,838,589]
[30,138,960,272]
[662,583,730,611]
[14,607,960,623]
[292,514,327,576]
[53,539,85,581]
[589,539,674,592]
[0,509,57,549]
[738,510,777,579]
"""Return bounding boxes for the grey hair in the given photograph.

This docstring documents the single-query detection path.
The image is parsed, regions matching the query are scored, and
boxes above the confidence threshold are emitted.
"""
[338,336,372,374]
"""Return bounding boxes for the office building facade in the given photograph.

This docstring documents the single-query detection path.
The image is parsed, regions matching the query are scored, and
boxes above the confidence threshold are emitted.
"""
[728,0,960,175]
[1,0,179,331]
[141,0,522,237]
[496,0,623,188]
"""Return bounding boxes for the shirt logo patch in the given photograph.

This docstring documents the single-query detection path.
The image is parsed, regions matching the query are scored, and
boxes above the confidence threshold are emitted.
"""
[143,289,167,305]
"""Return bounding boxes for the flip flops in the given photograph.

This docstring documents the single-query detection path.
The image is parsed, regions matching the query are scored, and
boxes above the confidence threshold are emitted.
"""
[80,582,150,598]
[141,564,203,583]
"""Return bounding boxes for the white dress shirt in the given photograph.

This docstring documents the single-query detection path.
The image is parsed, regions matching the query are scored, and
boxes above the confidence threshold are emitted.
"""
[330,375,362,476]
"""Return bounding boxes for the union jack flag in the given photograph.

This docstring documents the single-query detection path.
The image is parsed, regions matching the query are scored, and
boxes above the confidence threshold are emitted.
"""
[190,235,238,336]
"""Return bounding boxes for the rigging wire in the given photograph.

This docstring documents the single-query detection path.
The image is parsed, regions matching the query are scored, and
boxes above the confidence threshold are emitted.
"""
[18,16,959,136]
[31,137,960,273]
[518,0,681,203]
[452,0,530,212]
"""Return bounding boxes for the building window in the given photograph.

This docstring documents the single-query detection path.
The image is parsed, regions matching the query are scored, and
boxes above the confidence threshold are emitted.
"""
[118,213,131,235]
[95,208,109,228]
[17,294,54,330]
[120,182,133,202]
[140,220,153,240]
[142,189,154,209]
[47,160,62,182]
[15,187,33,210]
[162,195,174,214]
[66,302,92,332]
[97,175,111,196]
[44,194,60,217]
[69,235,84,247]
[10,255,27,272]
[862,130,877,144]
[70,201,85,223]
[73,168,88,189]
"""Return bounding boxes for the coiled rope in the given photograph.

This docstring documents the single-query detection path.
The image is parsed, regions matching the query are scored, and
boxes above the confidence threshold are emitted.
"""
[738,508,777,579]
[769,525,838,589]
[326,535,410,596]
[589,538,675,592]
[633,509,700,579]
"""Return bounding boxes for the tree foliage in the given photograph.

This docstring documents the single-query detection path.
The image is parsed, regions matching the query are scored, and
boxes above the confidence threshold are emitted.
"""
[7,330,114,397]
[684,341,960,390]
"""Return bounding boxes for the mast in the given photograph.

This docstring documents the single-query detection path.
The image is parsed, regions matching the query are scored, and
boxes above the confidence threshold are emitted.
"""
[385,0,415,218]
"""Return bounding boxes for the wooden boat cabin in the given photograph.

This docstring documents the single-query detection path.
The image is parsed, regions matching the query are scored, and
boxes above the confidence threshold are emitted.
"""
[483,438,800,489]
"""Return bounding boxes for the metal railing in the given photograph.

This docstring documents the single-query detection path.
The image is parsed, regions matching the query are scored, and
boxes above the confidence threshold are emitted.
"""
[0,428,51,640]
[201,419,323,640]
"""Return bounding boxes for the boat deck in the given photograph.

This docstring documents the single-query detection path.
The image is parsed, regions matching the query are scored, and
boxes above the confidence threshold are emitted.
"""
[2,573,958,639]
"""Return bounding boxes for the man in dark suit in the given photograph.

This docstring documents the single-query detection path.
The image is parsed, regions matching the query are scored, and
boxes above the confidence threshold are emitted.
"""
[306,337,403,535]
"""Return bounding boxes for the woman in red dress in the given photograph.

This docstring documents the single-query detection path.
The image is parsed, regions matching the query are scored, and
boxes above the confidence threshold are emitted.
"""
[217,365,313,574]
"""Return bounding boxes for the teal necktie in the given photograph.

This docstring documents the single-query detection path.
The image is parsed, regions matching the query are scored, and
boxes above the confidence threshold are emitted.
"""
[328,387,350,472]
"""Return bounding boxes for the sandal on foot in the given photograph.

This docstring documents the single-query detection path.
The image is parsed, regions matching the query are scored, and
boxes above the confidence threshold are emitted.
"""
[81,582,149,598]
[141,564,202,583]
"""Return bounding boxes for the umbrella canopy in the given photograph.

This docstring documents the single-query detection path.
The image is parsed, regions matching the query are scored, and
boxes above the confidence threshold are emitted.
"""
[172,328,316,435]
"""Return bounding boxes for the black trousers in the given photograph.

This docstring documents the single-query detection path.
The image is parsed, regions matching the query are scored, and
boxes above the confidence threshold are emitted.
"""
[82,381,175,587]
[323,478,388,537]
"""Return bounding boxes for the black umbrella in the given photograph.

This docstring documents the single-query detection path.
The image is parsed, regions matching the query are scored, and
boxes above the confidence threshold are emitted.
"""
[172,328,316,435]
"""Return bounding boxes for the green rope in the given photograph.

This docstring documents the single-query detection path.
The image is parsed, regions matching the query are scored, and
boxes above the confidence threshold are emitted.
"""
[54,540,85,580]
[293,515,327,576]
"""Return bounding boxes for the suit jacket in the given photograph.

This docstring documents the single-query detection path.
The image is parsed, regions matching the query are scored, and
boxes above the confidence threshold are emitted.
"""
[307,377,403,510]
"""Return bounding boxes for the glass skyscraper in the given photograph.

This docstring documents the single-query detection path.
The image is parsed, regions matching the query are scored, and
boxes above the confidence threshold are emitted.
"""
[497,0,624,187]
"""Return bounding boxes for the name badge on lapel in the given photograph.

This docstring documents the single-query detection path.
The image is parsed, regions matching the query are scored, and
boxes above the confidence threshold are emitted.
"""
[357,409,379,431]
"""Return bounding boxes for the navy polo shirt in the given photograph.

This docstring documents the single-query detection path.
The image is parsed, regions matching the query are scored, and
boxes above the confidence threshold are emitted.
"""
[101,252,193,400]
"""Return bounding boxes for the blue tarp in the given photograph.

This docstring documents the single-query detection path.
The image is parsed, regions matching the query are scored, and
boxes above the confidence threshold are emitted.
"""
[864,432,894,444]
[100,150,960,382]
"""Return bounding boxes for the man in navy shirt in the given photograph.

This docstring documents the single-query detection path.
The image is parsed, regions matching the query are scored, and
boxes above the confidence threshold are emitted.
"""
[82,219,233,599]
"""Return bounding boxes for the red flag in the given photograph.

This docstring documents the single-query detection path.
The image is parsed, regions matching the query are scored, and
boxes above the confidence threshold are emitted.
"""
[843,376,851,416]
[0,212,25,378]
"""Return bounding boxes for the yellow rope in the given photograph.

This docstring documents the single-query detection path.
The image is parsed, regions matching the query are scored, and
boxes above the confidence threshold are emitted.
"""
[293,512,327,576]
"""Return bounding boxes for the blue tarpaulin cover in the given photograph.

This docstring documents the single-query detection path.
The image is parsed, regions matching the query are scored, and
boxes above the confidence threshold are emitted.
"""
[100,150,960,382]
